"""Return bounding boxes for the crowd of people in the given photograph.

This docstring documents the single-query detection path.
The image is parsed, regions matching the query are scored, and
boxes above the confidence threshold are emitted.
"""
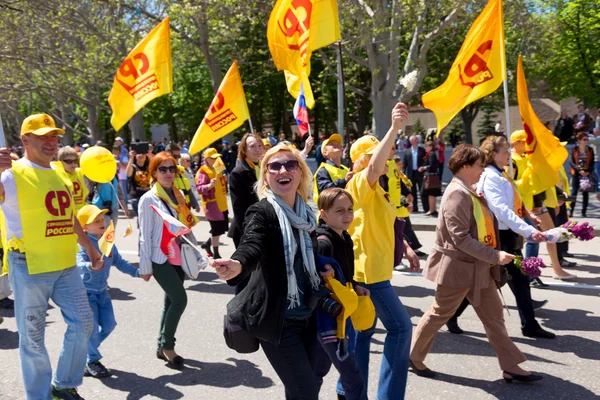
[0,103,598,400]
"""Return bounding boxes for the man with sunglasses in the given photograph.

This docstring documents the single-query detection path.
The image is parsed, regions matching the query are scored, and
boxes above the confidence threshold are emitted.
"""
[114,137,129,211]
[55,146,88,213]
[0,113,103,400]
[166,143,200,213]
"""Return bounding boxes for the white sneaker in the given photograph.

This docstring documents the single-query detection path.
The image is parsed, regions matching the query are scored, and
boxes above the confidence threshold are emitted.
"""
[552,273,576,280]
[394,263,409,271]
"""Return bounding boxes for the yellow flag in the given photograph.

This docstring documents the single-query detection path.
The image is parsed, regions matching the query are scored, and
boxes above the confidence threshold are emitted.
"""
[213,157,226,175]
[516,55,568,195]
[189,61,250,156]
[267,0,341,109]
[99,220,115,257]
[422,0,506,133]
[108,17,172,131]
[122,223,133,238]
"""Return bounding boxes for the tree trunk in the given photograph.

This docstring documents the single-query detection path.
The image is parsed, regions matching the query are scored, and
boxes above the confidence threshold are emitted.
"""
[128,110,145,142]
[460,105,479,145]
[371,93,396,139]
[86,104,102,144]
[59,104,73,145]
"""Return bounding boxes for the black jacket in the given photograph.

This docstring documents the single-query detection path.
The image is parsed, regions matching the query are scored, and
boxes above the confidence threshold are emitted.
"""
[402,146,426,179]
[423,151,439,174]
[315,224,356,286]
[227,199,318,345]
[227,159,259,246]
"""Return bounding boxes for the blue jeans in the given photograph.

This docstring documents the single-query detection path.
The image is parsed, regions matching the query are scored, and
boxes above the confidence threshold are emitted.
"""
[119,179,129,207]
[315,336,366,400]
[524,217,539,258]
[595,162,600,191]
[8,252,93,400]
[347,280,412,400]
[87,291,117,364]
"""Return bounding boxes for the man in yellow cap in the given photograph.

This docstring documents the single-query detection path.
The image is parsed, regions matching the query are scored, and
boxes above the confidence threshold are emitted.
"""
[0,113,104,400]
[313,134,353,202]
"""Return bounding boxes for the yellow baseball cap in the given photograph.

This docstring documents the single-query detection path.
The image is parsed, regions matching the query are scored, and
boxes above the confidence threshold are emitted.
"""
[350,135,380,163]
[21,113,65,136]
[203,148,222,159]
[262,138,272,148]
[510,130,527,144]
[322,133,342,149]
[77,205,108,226]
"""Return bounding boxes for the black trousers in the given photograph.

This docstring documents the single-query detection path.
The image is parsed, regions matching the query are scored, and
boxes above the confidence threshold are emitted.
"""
[571,174,589,216]
[409,172,428,213]
[403,216,422,250]
[450,230,541,333]
[555,204,570,258]
[260,318,318,400]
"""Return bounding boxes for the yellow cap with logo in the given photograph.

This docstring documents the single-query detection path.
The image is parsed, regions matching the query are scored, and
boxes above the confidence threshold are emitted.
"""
[77,204,108,226]
[350,135,380,163]
[510,130,527,144]
[21,114,65,136]
[322,133,342,149]
[203,148,222,159]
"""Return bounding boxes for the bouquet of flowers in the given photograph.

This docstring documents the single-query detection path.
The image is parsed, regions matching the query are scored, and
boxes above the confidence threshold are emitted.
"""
[544,221,595,243]
[514,256,546,277]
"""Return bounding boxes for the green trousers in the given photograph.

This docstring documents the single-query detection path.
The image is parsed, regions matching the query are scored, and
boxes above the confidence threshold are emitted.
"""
[152,261,187,351]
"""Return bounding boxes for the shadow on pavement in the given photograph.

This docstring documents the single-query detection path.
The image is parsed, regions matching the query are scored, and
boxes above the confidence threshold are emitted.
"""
[511,334,600,361]
[107,287,136,301]
[428,371,597,400]
[186,282,235,295]
[395,285,435,299]
[101,358,274,399]
[0,328,18,349]
[534,308,600,332]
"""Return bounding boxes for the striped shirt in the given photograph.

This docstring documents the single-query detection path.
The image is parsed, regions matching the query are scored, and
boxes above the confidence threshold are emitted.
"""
[138,189,180,275]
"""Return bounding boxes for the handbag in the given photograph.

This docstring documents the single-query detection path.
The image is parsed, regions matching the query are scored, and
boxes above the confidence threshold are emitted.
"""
[223,315,259,354]
[423,173,441,190]
[580,175,596,193]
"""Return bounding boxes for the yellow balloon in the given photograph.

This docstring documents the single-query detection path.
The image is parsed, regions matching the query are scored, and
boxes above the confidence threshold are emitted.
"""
[80,146,117,183]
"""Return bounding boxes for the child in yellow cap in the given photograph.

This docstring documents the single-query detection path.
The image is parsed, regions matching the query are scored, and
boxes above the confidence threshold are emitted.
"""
[76,205,140,379]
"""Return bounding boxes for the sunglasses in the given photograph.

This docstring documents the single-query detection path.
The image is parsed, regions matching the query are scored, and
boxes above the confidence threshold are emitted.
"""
[173,154,181,159]
[267,160,300,173]
[158,166,177,174]
[62,159,78,165]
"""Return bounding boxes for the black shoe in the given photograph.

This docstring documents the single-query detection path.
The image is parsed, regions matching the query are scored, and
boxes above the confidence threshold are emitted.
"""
[446,319,464,334]
[522,327,556,339]
[409,360,436,378]
[159,349,184,370]
[560,259,577,269]
[200,240,212,257]
[84,361,111,378]
[532,299,548,310]
[563,252,574,258]
[415,251,428,258]
[156,348,167,360]
[430,211,439,217]
[503,371,543,383]
[51,386,85,400]
[530,280,549,289]
[0,297,14,309]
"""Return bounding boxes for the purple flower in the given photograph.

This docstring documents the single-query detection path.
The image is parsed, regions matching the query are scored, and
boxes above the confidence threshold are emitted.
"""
[515,256,546,277]
[566,221,595,241]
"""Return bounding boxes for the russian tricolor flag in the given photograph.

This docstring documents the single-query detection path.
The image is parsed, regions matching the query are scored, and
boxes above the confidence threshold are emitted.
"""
[293,84,310,139]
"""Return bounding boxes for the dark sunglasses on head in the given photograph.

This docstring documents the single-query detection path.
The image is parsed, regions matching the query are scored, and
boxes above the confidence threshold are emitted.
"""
[158,166,177,174]
[62,159,78,165]
[173,154,181,159]
[267,160,300,173]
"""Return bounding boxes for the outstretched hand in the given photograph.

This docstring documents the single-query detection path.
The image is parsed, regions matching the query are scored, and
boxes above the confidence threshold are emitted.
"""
[210,258,242,280]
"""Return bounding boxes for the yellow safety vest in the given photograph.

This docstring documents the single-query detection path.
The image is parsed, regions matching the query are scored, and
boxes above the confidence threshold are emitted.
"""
[385,160,409,218]
[511,153,533,210]
[312,162,349,203]
[501,171,525,219]
[51,162,88,213]
[198,165,228,212]
[11,160,77,275]
[454,179,496,248]
[174,165,192,206]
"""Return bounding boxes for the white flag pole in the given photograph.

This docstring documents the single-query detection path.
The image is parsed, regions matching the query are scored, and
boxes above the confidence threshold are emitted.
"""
[503,79,513,179]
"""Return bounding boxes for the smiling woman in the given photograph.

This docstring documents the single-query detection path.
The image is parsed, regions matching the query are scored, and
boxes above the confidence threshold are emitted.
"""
[209,143,322,399]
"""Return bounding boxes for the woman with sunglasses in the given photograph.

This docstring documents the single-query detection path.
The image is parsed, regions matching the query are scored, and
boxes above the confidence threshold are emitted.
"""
[138,151,199,369]
[210,143,322,399]
[570,132,594,217]
[54,146,88,213]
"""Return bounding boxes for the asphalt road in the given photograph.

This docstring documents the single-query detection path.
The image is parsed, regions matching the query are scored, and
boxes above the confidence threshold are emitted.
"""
[1,217,599,399]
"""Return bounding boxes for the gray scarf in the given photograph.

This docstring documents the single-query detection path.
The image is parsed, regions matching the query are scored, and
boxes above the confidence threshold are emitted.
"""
[266,190,319,309]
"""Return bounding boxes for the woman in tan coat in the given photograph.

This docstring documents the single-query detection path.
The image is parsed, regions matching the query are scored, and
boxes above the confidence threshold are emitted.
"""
[409,144,542,384]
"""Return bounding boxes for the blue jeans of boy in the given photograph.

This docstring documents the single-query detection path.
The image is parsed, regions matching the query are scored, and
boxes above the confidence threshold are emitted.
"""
[87,290,117,364]
[8,251,93,400]
[315,336,367,400]
[343,280,412,400]
[524,217,539,258]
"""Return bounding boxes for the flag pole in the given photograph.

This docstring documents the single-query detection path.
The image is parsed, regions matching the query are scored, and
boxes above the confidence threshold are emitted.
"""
[337,41,346,144]
[248,116,255,134]
[503,78,513,178]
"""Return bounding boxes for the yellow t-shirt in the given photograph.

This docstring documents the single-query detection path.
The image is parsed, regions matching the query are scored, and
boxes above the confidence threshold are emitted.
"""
[346,169,397,284]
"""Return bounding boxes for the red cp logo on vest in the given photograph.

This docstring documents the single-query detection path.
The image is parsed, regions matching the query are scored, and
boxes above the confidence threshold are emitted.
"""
[45,191,71,217]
